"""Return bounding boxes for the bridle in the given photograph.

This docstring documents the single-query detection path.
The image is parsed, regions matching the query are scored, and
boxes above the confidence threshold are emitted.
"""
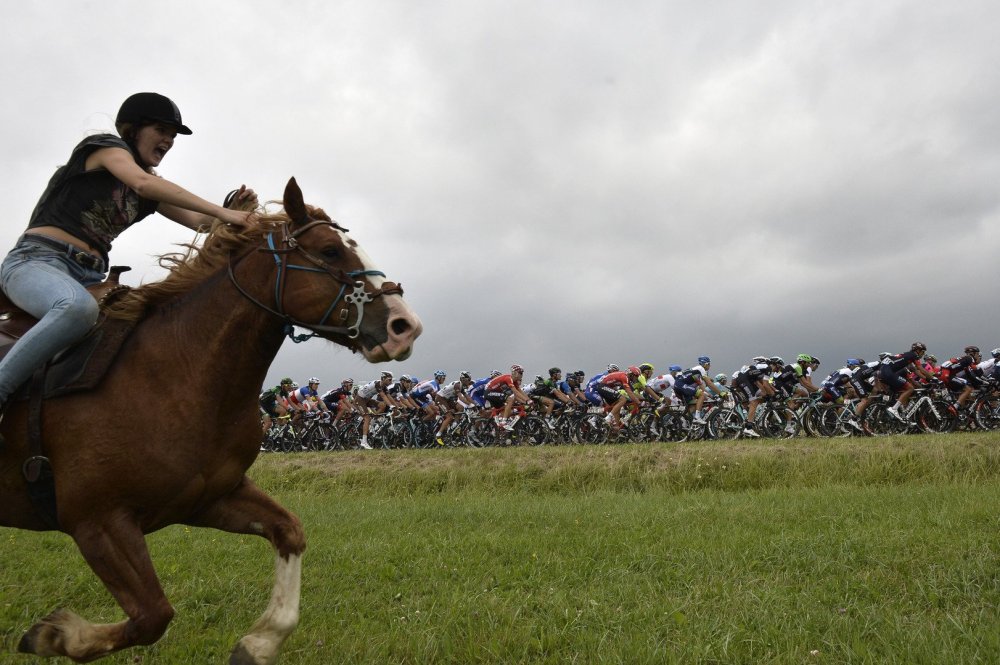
[228,219,403,343]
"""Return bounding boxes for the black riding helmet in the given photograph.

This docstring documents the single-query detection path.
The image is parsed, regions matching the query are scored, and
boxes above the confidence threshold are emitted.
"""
[116,92,193,135]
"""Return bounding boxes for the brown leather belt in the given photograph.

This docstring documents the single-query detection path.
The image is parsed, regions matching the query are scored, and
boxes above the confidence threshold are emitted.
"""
[22,234,105,272]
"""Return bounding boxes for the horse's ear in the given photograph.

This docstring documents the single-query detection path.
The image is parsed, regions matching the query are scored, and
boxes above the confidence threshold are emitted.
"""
[283,177,309,225]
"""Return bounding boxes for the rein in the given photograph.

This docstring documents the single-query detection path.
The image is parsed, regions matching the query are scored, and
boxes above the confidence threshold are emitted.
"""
[227,220,403,343]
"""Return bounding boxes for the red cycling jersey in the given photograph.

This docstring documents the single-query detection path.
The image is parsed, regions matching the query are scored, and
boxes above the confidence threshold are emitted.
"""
[599,371,629,388]
[485,374,515,391]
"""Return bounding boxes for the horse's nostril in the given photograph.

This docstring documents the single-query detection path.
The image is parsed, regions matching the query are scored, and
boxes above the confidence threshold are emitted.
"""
[390,317,412,336]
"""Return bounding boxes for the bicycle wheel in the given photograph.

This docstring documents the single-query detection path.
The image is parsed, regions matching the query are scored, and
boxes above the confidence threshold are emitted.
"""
[863,403,905,436]
[578,414,610,444]
[514,416,548,446]
[973,399,1000,431]
[755,406,797,438]
[816,406,848,437]
[300,424,325,451]
[711,408,745,440]
[915,399,957,434]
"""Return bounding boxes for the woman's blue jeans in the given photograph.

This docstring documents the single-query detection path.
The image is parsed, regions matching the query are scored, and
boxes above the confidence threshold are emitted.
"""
[0,236,106,403]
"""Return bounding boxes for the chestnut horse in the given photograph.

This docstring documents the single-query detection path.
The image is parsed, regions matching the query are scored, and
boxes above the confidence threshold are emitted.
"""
[0,178,422,663]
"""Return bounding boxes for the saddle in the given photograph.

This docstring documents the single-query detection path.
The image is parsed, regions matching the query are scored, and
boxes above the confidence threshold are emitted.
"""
[0,266,137,400]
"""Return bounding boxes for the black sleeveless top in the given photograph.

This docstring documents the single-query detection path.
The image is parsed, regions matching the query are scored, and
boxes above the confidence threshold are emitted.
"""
[26,134,158,263]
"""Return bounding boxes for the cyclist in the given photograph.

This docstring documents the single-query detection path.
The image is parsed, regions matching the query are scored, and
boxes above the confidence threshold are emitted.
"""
[411,370,447,422]
[468,370,501,412]
[534,367,574,420]
[557,370,589,407]
[584,364,618,407]
[286,377,328,423]
[879,342,935,420]
[259,377,294,433]
[732,358,777,437]
[650,365,684,417]
[634,363,663,403]
[322,378,357,429]
[434,372,475,444]
[386,374,420,410]
[597,366,642,428]
[356,371,399,449]
[939,346,984,410]
[485,364,531,430]
[673,356,726,424]
[819,360,864,432]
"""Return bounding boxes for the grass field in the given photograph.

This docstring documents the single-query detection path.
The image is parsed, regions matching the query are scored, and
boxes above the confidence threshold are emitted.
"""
[2,433,999,663]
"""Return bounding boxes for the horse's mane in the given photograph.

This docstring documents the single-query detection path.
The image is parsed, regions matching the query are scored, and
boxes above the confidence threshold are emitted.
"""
[104,204,332,322]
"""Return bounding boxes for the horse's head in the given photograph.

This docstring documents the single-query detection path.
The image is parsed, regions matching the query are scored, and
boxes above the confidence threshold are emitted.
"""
[260,177,422,362]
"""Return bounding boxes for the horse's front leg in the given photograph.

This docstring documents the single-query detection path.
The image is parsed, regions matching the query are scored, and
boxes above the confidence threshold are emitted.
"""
[186,475,306,665]
[18,517,174,662]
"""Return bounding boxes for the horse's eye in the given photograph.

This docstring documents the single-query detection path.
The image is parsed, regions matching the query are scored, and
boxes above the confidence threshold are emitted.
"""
[321,248,340,260]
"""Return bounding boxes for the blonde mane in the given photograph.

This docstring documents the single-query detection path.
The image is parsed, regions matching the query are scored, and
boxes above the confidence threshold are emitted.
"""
[104,205,332,322]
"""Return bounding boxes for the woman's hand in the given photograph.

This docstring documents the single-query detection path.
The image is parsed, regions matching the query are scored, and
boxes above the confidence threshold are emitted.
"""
[219,207,258,230]
[224,184,259,210]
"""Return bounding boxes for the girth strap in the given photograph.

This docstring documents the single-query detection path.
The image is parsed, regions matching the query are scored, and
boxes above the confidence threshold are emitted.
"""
[23,364,58,529]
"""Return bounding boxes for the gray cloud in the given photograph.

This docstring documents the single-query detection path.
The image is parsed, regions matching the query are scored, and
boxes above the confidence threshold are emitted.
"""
[2,0,998,388]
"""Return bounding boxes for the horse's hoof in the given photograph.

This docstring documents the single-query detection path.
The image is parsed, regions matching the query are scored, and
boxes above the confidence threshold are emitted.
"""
[17,608,70,655]
[229,642,258,665]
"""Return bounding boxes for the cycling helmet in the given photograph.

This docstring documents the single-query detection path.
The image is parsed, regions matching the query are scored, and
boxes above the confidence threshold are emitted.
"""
[669,364,682,372]
[280,377,293,384]
[639,363,654,372]
[714,373,728,383]
[511,364,524,374]
[116,92,193,134]
[846,358,862,367]
[992,348,1000,359]
[855,358,866,365]
[549,367,561,376]
[459,370,472,380]
[290,382,299,389]
[574,370,586,377]
[627,365,641,376]
[797,353,812,363]
[924,355,937,364]
[965,345,981,355]
[380,371,393,380]
[698,356,711,365]
[911,341,927,352]
[607,363,620,372]
[400,375,412,383]
[490,370,502,378]
[534,375,545,385]
[341,378,354,386]
[810,356,820,364]
[307,377,320,384]
[879,352,891,360]
[769,356,784,366]
[751,356,767,364]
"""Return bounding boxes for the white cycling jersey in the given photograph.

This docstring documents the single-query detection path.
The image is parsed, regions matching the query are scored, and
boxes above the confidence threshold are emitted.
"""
[357,380,381,399]
[646,374,676,394]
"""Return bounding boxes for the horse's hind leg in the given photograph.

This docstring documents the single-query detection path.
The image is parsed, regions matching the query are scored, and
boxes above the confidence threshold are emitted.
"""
[19,519,173,662]
[186,475,306,665]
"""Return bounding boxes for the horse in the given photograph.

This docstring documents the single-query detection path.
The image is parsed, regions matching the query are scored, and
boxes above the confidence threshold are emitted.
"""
[0,177,422,663]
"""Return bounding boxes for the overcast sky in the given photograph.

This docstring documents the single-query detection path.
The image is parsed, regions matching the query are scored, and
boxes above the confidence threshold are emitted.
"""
[2,1,998,388]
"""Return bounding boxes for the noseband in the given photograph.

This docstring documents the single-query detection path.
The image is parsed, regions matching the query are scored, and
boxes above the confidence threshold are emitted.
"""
[228,219,403,343]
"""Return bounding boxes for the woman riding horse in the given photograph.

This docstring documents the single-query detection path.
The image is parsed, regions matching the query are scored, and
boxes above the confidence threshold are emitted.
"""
[0,92,256,426]
[0,96,422,664]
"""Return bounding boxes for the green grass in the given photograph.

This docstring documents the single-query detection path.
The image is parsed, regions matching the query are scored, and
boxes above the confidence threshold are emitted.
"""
[2,433,999,663]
